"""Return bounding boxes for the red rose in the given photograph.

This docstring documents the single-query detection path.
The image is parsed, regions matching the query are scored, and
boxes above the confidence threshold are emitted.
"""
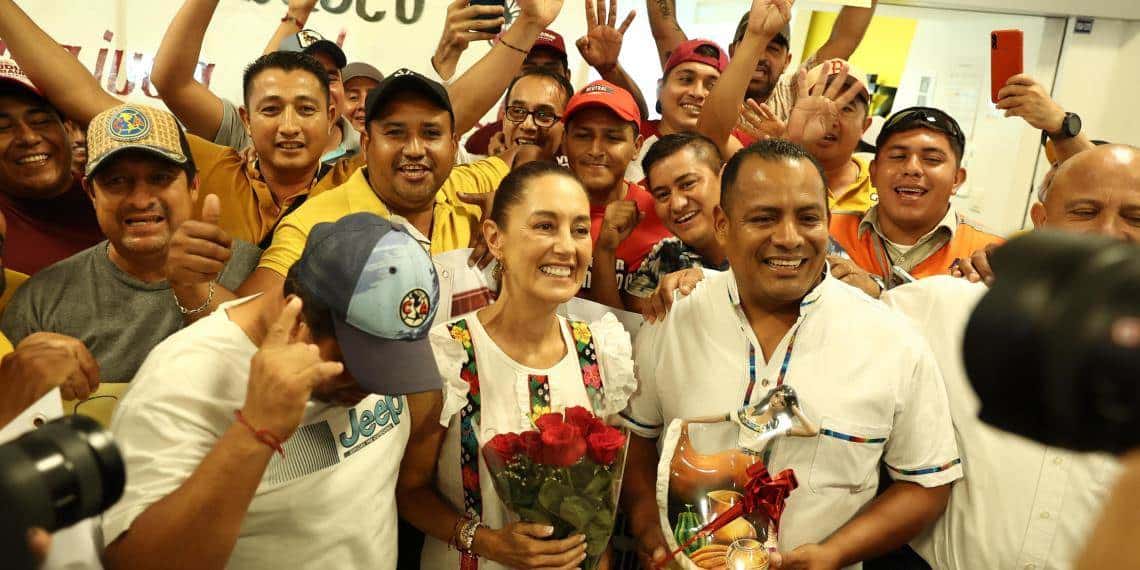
[535,412,565,433]
[484,433,522,464]
[520,430,544,462]
[586,426,627,465]
[540,422,587,467]
[564,406,596,434]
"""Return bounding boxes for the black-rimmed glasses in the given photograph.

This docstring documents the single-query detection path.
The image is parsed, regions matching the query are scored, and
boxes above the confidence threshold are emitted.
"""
[504,105,561,128]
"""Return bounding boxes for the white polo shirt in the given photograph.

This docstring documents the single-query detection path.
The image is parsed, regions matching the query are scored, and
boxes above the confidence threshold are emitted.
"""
[883,277,1120,570]
[623,270,962,567]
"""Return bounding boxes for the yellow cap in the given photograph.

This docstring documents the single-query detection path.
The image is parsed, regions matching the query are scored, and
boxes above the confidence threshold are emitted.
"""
[86,104,189,177]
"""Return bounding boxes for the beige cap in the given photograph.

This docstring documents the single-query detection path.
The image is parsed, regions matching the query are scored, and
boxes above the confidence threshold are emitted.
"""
[86,104,189,177]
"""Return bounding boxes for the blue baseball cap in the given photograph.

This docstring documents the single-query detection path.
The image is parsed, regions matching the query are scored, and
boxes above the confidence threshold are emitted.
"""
[294,212,441,395]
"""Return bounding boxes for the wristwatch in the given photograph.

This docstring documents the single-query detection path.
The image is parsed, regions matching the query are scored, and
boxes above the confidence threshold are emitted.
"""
[1048,112,1082,141]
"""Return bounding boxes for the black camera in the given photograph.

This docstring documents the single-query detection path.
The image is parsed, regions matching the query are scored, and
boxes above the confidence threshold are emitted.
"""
[964,231,1140,454]
[0,414,125,569]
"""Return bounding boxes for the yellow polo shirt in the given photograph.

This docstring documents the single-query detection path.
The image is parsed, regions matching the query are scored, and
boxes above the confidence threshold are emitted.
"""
[830,155,878,215]
[0,269,29,315]
[188,135,365,245]
[259,157,510,276]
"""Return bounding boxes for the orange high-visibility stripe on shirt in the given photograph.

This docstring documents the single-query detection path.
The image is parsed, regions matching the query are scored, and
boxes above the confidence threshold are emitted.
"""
[830,211,1005,280]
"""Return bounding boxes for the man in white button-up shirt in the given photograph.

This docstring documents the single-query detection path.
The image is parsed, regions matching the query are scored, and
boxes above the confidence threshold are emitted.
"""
[622,140,961,569]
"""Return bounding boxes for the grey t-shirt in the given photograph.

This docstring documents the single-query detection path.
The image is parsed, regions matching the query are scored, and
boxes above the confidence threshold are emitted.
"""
[216,98,360,164]
[0,240,260,382]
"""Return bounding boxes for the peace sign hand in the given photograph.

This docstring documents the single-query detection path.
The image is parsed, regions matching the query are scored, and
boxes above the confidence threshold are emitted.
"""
[241,297,345,441]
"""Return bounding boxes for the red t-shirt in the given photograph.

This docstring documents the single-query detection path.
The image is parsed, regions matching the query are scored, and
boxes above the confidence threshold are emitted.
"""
[583,182,672,293]
[0,179,104,275]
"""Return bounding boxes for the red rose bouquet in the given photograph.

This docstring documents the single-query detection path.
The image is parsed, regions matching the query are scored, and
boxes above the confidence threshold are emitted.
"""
[482,406,629,570]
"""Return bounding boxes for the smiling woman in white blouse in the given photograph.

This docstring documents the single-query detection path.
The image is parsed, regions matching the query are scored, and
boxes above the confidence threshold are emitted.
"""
[396,160,636,570]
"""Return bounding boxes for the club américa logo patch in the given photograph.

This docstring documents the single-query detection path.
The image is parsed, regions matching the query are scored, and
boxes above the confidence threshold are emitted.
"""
[109,107,151,141]
[399,289,431,328]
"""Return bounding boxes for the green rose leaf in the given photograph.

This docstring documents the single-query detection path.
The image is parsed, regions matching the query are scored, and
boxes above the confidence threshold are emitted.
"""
[517,507,553,525]
[559,495,595,530]
[583,470,612,497]
[538,479,573,513]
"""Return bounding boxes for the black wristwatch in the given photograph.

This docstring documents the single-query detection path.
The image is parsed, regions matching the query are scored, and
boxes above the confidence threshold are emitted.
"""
[1048,112,1082,141]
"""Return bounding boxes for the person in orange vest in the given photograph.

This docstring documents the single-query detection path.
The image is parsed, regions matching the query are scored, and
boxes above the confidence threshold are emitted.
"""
[830,107,1003,289]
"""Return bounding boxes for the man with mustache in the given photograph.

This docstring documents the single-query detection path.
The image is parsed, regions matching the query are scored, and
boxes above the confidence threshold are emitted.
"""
[622,139,959,569]
[882,143,1139,570]
[0,104,259,383]
[829,107,1003,289]
[0,59,102,276]
[651,0,878,154]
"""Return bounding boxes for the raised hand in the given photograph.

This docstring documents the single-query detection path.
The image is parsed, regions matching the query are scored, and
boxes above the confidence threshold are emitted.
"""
[746,0,795,41]
[166,194,233,289]
[737,98,786,141]
[786,63,863,146]
[516,0,567,29]
[996,74,1066,133]
[432,0,506,81]
[575,0,636,74]
[597,199,641,252]
[241,297,344,441]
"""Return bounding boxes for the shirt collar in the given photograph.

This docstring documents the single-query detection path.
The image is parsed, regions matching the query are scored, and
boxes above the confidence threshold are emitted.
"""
[858,202,960,242]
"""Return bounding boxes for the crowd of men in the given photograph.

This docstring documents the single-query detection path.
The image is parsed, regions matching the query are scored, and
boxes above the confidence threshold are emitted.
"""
[0,0,1134,568]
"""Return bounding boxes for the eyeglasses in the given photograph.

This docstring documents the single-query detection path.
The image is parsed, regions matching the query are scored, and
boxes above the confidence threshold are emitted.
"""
[878,107,966,154]
[504,105,561,128]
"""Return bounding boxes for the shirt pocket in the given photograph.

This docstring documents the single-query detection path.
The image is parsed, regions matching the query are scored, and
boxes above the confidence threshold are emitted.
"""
[808,417,890,495]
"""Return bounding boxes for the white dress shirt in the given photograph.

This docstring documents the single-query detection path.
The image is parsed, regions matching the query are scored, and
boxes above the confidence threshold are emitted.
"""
[624,270,962,568]
[884,277,1120,570]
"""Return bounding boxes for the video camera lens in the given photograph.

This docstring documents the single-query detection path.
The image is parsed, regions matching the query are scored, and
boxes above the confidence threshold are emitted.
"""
[0,414,125,569]
[964,231,1140,454]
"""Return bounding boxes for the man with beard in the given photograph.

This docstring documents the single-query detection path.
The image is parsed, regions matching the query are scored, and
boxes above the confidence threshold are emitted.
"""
[652,0,870,131]
[0,59,102,275]
[0,105,259,382]
[101,212,444,569]
[882,144,1139,570]
[680,0,878,156]
[621,139,960,568]
[830,107,1003,288]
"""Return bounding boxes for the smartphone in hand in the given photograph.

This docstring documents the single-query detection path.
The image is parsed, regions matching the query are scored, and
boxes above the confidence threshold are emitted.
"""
[470,0,506,35]
[991,30,1024,103]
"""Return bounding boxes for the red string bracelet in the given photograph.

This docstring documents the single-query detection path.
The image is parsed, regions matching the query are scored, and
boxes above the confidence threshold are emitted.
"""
[234,410,286,458]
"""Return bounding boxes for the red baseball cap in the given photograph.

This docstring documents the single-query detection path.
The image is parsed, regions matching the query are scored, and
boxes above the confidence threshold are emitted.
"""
[0,58,43,97]
[533,29,568,57]
[564,80,641,124]
[664,39,729,76]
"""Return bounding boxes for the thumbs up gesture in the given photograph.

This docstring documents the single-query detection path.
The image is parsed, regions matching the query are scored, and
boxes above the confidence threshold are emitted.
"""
[165,194,233,289]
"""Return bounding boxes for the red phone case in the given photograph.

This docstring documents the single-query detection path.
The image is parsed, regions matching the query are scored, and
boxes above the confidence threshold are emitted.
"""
[991,30,1024,103]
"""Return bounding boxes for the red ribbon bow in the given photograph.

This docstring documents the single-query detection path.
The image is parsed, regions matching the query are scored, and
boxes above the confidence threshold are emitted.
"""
[657,463,799,568]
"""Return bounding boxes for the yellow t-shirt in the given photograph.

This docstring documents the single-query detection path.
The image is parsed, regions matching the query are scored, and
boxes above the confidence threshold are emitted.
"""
[0,269,29,315]
[188,135,365,245]
[258,157,509,276]
[830,155,879,215]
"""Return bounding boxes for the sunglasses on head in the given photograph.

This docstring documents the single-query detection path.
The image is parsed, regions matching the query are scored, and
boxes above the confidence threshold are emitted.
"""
[879,107,966,153]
